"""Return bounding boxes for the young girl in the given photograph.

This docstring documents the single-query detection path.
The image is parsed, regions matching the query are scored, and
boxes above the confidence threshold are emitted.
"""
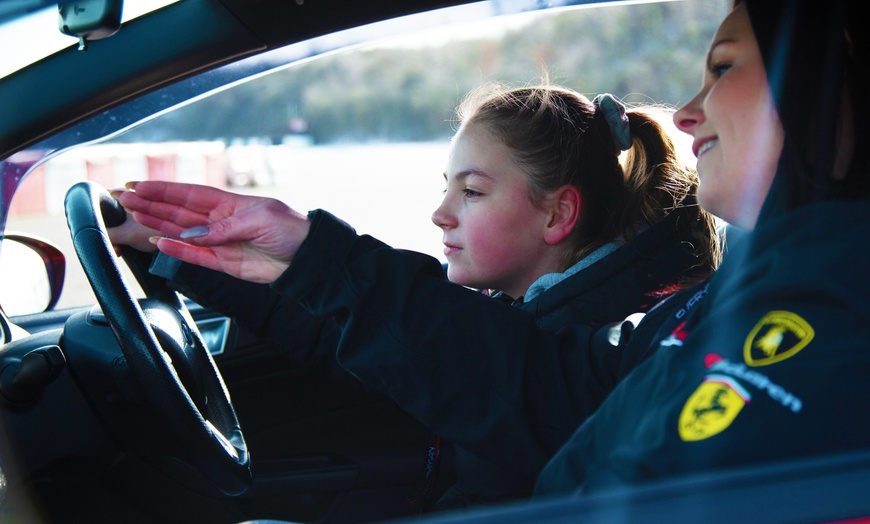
[110,85,719,506]
[413,85,719,507]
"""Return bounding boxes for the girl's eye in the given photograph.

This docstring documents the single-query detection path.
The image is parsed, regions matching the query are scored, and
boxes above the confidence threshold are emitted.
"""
[710,62,731,78]
[463,188,483,198]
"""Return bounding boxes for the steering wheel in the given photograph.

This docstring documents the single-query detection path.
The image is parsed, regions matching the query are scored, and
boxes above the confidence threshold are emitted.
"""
[64,181,251,496]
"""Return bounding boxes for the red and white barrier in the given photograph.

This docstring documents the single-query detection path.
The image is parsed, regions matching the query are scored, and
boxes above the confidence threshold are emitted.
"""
[9,142,228,216]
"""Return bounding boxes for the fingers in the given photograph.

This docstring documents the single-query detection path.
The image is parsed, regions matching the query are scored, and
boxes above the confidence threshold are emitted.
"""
[119,181,266,240]
[152,237,223,272]
[124,180,240,214]
[129,210,189,239]
[119,190,212,228]
[121,181,287,241]
[182,197,307,255]
[115,184,203,240]
[151,237,283,283]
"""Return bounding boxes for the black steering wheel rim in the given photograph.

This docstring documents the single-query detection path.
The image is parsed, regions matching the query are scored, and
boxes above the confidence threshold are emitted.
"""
[64,181,251,496]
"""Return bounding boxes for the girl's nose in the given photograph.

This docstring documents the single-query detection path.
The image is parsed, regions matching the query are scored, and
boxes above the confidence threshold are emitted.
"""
[431,198,457,230]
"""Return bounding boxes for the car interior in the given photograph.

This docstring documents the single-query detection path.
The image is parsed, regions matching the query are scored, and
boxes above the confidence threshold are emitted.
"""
[0,0,869,523]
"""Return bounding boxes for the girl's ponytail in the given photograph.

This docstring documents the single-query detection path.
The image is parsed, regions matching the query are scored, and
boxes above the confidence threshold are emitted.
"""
[618,109,720,275]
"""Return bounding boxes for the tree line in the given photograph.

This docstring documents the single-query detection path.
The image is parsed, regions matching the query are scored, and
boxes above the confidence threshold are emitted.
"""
[120,1,728,145]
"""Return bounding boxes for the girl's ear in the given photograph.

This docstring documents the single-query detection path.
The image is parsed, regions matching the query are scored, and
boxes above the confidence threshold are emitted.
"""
[543,185,582,245]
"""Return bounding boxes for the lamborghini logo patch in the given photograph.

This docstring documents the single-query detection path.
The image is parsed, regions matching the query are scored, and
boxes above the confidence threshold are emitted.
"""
[679,375,750,442]
[744,311,814,367]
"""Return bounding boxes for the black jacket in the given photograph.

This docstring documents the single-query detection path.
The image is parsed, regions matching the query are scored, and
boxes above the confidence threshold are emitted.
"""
[436,205,711,507]
[158,204,711,504]
[270,205,715,497]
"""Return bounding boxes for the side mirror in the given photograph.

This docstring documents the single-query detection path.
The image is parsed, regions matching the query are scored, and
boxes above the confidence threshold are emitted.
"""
[58,0,124,51]
[0,235,66,316]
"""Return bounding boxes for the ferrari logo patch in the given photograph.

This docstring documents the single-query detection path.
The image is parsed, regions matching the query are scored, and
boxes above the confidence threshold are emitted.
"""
[744,311,814,367]
[679,375,750,442]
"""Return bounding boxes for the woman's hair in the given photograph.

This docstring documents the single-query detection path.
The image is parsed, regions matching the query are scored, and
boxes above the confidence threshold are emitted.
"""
[745,0,869,222]
[456,84,720,275]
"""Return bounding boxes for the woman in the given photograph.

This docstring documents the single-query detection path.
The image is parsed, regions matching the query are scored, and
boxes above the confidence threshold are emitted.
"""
[533,0,870,494]
[112,0,869,498]
[111,84,718,508]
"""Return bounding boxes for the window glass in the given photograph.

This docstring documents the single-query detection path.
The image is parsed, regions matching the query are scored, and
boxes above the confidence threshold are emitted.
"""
[6,0,729,310]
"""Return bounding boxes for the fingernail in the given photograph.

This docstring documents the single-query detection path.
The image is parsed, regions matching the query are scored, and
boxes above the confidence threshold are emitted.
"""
[148,236,161,245]
[124,181,136,190]
[180,225,210,239]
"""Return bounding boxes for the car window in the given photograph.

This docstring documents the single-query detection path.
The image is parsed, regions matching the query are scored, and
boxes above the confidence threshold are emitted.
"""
[5,0,729,310]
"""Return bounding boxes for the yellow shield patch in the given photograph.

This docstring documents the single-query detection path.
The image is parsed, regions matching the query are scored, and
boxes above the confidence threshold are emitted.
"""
[744,311,814,367]
[679,377,749,442]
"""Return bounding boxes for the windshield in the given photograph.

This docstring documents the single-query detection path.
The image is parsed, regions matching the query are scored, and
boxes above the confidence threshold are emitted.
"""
[2,0,729,309]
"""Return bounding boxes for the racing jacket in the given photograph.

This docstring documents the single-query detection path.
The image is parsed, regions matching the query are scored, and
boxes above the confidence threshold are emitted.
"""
[534,198,870,495]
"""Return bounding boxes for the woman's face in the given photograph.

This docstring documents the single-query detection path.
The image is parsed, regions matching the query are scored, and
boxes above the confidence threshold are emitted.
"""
[674,3,784,230]
[432,123,559,298]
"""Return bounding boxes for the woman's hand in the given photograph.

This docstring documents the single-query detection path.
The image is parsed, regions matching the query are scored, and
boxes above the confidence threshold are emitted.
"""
[116,181,311,284]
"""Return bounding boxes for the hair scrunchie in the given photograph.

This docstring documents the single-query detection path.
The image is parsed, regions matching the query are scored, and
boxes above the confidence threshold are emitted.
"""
[592,93,632,151]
